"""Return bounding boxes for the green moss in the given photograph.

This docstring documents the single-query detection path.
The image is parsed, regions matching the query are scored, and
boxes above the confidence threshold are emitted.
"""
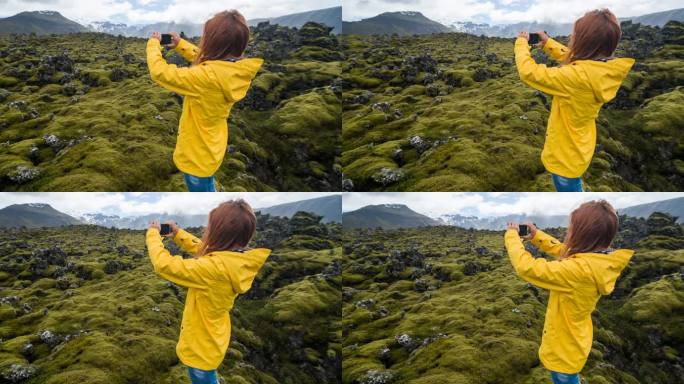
[0,212,341,383]
[343,215,684,384]
[342,27,684,191]
[0,28,341,191]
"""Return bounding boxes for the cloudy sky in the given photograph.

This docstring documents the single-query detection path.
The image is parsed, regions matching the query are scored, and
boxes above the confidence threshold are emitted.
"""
[343,192,684,218]
[343,0,684,24]
[0,0,340,25]
[0,192,339,217]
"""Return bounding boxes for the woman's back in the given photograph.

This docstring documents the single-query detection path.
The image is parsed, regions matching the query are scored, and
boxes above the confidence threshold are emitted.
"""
[147,38,263,178]
[515,37,634,178]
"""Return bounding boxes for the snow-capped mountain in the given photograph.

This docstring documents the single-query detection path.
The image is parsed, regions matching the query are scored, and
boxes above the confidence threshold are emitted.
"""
[449,21,494,35]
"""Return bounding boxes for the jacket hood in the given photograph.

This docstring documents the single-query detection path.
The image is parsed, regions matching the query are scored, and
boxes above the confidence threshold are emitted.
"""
[205,58,263,102]
[578,249,634,295]
[219,248,271,294]
[578,58,634,103]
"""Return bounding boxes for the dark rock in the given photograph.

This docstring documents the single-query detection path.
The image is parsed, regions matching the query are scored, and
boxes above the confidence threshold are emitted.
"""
[463,260,488,276]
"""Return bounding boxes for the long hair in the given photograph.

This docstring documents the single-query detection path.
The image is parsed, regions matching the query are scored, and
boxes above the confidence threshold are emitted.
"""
[566,8,621,63]
[563,200,618,257]
[194,10,250,65]
[197,199,257,257]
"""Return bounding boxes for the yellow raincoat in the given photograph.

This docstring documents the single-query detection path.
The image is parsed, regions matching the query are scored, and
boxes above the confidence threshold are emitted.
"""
[504,229,633,373]
[514,37,634,178]
[146,38,263,177]
[146,228,270,370]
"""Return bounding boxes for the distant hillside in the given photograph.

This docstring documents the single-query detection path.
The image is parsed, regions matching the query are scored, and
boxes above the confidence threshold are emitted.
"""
[343,204,442,229]
[81,212,207,229]
[250,6,341,34]
[80,196,342,229]
[258,195,341,223]
[621,197,684,223]
[626,8,684,27]
[90,6,341,37]
[89,20,203,38]
[0,11,88,35]
[449,7,684,37]
[343,11,450,36]
[0,203,81,227]
[440,198,684,229]
[0,7,339,37]
[440,213,568,230]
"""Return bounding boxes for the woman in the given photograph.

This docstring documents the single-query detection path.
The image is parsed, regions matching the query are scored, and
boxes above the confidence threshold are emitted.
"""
[504,200,634,384]
[147,10,263,192]
[514,9,634,191]
[147,199,271,384]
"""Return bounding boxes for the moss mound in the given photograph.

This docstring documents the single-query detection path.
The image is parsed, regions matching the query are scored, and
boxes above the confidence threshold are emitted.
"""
[0,211,341,383]
[342,212,684,383]
[341,21,684,191]
[0,22,341,191]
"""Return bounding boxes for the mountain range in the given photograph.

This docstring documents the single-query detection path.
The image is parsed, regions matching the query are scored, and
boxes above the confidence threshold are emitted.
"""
[250,6,341,34]
[342,204,442,229]
[343,7,684,36]
[343,197,684,229]
[0,195,342,229]
[342,11,450,35]
[0,6,341,37]
[0,10,88,35]
[259,195,341,223]
[0,203,81,227]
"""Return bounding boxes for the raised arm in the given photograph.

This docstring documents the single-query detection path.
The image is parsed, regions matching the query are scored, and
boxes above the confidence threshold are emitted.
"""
[543,38,570,62]
[146,228,217,289]
[173,228,202,254]
[530,229,566,259]
[146,38,206,97]
[175,39,200,62]
[514,37,575,97]
[505,229,580,292]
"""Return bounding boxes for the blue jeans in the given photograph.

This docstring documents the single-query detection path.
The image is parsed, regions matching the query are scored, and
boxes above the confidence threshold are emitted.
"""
[183,173,216,192]
[552,173,583,192]
[550,371,581,384]
[187,367,218,384]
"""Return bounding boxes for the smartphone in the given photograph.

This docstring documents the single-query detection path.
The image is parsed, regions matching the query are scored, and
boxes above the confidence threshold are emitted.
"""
[160,34,172,45]
[518,224,529,236]
[528,33,540,45]
[160,223,171,236]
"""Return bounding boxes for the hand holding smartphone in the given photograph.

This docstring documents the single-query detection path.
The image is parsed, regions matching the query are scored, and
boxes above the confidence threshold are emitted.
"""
[160,34,173,45]
[518,224,530,236]
[160,223,172,236]
[528,33,540,45]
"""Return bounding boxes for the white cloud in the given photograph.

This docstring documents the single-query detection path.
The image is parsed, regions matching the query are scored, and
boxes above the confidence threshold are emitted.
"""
[0,0,341,24]
[0,192,340,217]
[343,192,684,218]
[343,0,684,25]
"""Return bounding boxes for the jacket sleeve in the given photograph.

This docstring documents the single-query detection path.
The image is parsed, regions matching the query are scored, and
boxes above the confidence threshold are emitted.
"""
[146,39,205,97]
[530,230,566,259]
[505,229,580,292]
[146,228,217,289]
[175,39,200,62]
[543,38,570,62]
[173,229,202,254]
[514,37,575,97]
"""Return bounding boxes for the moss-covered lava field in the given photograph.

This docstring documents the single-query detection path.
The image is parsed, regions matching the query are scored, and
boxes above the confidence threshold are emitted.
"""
[0,22,341,191]
[0,211,341,384]
[342,212,684,383]
[341,21,684,191]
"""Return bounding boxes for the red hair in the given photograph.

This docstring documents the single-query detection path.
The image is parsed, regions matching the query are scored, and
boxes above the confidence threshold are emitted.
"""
[194,10,250,65]
[567,9,621,63]
[563,200,618,257]
[197,199,256,257]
